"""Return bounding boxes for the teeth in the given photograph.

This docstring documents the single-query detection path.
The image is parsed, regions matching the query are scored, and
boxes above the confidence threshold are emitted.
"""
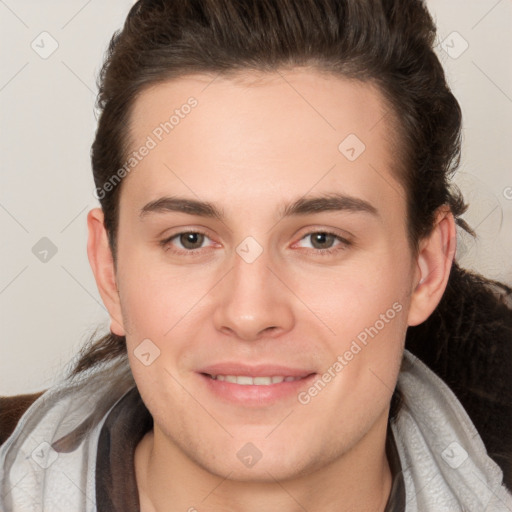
[209,374,302,385]
[237,376,254,385]
[253,376,273,385]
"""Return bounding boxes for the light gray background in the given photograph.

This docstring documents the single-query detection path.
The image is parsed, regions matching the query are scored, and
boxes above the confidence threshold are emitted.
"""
[1,0,511,394]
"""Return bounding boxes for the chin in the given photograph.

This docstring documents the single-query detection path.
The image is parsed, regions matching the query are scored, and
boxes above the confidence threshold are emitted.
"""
[189,436,319,483]
[205,459,313,483]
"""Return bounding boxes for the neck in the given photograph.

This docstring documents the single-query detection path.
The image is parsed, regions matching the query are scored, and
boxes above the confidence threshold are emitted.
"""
[135,412,393,512]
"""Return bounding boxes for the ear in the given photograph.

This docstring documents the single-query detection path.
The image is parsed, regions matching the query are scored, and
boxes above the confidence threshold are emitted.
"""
[407,206,457,327]
[86,208,126,336]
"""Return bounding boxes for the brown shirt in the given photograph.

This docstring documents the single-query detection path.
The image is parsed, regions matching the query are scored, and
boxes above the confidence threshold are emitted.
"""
[95,386,405,511]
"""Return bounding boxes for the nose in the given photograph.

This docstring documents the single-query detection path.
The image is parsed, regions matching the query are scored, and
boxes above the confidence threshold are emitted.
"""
[212,246,295,342]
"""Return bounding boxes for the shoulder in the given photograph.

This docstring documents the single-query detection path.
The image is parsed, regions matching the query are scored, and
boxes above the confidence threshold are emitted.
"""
[405,270,512,491]
[0,390,46,446]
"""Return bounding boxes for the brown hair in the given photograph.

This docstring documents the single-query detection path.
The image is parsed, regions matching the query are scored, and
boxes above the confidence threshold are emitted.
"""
[68,0,511,487]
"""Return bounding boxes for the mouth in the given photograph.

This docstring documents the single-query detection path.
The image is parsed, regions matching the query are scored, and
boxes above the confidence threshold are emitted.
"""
[202,373,307,385]
[197,368,317,406]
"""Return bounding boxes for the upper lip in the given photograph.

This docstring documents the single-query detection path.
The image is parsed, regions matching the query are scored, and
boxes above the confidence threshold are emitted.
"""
[198,363,316,378]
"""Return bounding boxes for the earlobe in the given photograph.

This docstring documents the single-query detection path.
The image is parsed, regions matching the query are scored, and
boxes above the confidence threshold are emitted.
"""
[86,208,126,336]
[407,207,457,327]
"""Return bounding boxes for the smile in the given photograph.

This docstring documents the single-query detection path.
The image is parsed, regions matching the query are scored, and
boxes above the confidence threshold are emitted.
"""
[206,374,304,385]
[198,371,316,406]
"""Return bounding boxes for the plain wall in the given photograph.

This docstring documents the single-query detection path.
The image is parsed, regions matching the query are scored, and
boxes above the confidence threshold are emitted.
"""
[1,0,511,394]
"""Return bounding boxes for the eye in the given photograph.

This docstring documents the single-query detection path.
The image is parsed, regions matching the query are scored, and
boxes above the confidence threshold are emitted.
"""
[294,230,351,256]
[159,230,214,254]
[159,229,352,257]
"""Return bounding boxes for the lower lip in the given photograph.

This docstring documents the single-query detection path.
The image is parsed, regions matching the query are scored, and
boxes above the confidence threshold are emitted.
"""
[198,373,317,406]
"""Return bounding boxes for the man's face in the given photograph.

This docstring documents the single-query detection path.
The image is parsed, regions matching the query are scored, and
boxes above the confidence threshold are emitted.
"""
[112,69,417,480]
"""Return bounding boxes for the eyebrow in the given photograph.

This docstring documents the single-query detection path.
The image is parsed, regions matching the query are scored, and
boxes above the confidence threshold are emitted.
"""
[139,192,379,221]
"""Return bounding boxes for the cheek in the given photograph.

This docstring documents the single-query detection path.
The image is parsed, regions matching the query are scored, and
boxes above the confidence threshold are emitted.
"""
[116,250,215,390]
[116,245,202,334]
[297,248,412,338]
[309,249,411,391]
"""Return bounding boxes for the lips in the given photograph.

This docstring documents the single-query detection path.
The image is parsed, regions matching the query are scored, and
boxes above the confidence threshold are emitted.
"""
[207,375,303,385]
[198,363,314,379]
[197,362,317,405]
[198,362,314,377]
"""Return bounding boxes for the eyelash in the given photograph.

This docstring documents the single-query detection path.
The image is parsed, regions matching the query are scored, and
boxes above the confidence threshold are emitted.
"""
[159,229,352,256]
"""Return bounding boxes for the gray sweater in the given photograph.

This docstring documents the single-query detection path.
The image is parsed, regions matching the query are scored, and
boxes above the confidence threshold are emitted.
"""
[1,349,511,511]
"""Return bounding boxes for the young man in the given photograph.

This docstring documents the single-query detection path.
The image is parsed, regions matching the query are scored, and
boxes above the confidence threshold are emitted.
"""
[1,1,511,511]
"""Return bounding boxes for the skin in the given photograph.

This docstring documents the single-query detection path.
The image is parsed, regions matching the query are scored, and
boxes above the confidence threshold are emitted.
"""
[87,68,456,512]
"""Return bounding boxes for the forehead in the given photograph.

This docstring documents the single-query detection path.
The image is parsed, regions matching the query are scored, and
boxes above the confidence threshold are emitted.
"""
[122,68,406,222]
